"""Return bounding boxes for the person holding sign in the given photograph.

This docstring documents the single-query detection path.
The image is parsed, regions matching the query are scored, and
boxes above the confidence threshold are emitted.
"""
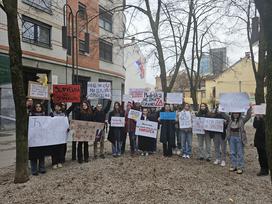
[74,101,93,163]
[138,108,155,156]
[159,104,176,157]
[178,103,193,159]
[196,103,212,161]
[253,114,269,176]
[224,106,252,174]
[108,102,125,157]
[93,100,112,159]
[29,103,47,176]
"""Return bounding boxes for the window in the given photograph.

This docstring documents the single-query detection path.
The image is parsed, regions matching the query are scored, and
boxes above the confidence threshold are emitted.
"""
[79,40,86,54]
[22,16,51,48]
[99,7,113,32]
[99,40,113,62]
[78,2,86,19]
[23,0,52,14]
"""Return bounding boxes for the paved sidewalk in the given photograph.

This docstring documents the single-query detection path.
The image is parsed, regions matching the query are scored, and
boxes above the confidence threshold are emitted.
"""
[0,130,16,169]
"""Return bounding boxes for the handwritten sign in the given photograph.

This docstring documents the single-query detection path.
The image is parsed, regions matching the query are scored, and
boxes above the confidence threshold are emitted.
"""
[129,88,145,102]
[204,118,224,133]
[219,92,250,113]
[128,109,142,121]
[53,84,80,103]
[122,94,133,103]
[192,117,205,134]
[27,81,49,100]
[70,120,105,142]
[253,104,266,115]
[166,93,183,104]
[160,112,176,120]
[87,82,111,99]
[179,111,192,129]
[141,91,164,107]
[28,116,69,147]
[111,117,125,127]
[136,120,158,138]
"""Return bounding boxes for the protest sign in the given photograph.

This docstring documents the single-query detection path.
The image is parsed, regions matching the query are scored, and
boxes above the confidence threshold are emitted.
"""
[87,82,111,99]
[53,84,81,103]
[192,117,205,134]
[111,117,125,127]
[204,118,224,133]
[253,104,266,115]
[70,120,105,142]
[179,111,192,129]
[28,116,69,147]
[219,92,250,113]
[128,109,142,121]
[122,94,133,103]
[160,112,176,120]
[27,81,49,100]
[129,88,145,102]
[136,120,158,138]
[166,93,183,104]
[141,91,164,107]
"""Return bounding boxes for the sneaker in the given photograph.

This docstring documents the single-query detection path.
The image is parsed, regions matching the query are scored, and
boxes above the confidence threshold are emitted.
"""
[186,155,190,159]
[182,154,186,159]
[145,152,149,156]
[141,152,145,156]
[173,149,177,155]
[229,167,237,172]
[213,159,220,165]
[220,161,226,167]
[176,150,181,156]
[117,153,121,156]
[237,169,243,174]
[57,163,63,168]
[52,164,58,170]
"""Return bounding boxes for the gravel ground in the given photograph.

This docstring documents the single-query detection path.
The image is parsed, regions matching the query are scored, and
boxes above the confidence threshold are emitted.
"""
[0,126,271,204]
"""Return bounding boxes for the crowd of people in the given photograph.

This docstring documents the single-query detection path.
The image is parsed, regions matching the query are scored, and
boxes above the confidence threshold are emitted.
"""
[26,97,269,177]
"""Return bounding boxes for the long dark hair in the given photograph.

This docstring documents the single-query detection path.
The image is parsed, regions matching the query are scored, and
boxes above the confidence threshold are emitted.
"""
[32,102,44,113]
[231,113,241,123]
[199,103,209,114]
[113,101,122,113]
[80,101,92,114]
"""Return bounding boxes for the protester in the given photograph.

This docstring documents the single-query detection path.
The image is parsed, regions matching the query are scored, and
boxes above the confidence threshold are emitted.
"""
[138,108,155,156]
[93,100,112,159]
[50,103,67,169]
[224,107,252,174]
[125,102,137,156]
[178,103,193,159]
[159,104,176,157]
[29,102,46,176]
[196,103,212,161]
[74,101,93,163]
[26,98,33,115]
[108,102,125,157]
[253,114,269,176]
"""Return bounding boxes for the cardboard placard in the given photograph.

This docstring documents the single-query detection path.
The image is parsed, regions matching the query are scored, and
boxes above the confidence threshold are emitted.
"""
[141,91,164,107]
[179,111,192,129]
[27,81,50,100]
[87,82,111,99]
[53,84,81,103]
[219,92,250,113]
[110,117,125,127]
[135,120,158,138]
[166,93,183,104]
[128,109,142,121]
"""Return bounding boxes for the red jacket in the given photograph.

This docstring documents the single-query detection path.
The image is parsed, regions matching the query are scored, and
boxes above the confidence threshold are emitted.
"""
[125,111,136,133]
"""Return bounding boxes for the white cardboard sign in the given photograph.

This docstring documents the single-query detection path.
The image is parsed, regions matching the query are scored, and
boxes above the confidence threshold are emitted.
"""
[28,81,49,100]
[110,117,125,127]
[204,118,224,133]
[87,82,111,99]
[192,117,205,134]
[219,92,250,113]
[128,109,142,121]
[167,93,183,104]
[253,104,266,115]
[135,120,158,138]
[179,111,192,129]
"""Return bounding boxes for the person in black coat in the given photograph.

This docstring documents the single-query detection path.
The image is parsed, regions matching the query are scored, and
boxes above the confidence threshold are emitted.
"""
[253,115,269,176]
[74,101,93,163]
[93,100,111,159]
[108,102,125,157]
[138,108,156,156]
[159,104,176,157]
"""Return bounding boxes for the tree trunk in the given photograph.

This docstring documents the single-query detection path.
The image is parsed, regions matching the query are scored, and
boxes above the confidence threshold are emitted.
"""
[2,0,29,183]
[190,87,198,111]
[254,0,272,183]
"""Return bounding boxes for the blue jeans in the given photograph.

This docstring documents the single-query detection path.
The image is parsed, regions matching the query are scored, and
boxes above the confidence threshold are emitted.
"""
[229,136,244,169]
[30,157,45,174]
[181,130,192,155]
[112,129,121,155]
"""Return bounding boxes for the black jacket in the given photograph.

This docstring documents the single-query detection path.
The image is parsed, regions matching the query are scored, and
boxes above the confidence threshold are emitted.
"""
[93,100,111,123]
[253,117,266,148]
[107,110,125,143]
[74,107,93,121]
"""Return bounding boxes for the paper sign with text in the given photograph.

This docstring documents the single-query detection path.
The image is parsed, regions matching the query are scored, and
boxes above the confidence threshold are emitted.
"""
[204,118,224,133]
[111,117,125,127]
[167,93,183,104]
[27,81,50,100]
[136,120,158,138]
[141,91,164,107]
[87,82,111,99]
[160,112,176,120]
[128,109,142,121]
[253,104,266,115]
[129,88,145,102]
[192,117,205,134]
[53,84,81,103]
[219,92,250,113]
[179,111,192,129]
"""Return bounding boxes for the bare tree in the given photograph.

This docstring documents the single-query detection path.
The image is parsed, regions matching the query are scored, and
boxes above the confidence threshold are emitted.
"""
[0,0,29,183]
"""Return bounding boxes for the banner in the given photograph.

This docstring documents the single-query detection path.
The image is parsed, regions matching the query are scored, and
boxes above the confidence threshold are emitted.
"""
[179,111,192,129]
[111,117,125,127]
[160,112,176,120]
[167,93,183,104]
[141,91,164,107]
[87,82,111,99]
[27,81,49,100]
[53,84,81,103]
[28,116,69,147]
[135,120,158,138]
[253,104,266,115]
[219,92,250,113]
[129,88,145,102]
[122,94,133,103]
[204,118,224,133]
[192,117,205,134]
[70,120,105,142]
[128,109,142,121]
